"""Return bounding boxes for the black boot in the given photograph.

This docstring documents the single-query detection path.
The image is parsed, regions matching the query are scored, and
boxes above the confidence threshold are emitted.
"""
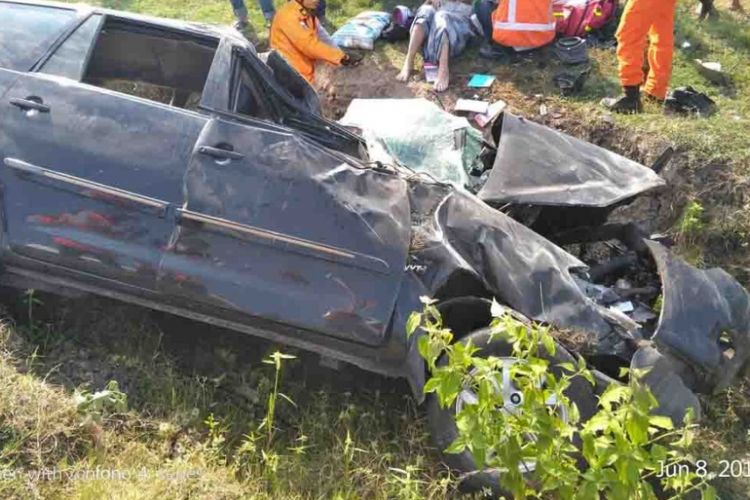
[603,86,643,114]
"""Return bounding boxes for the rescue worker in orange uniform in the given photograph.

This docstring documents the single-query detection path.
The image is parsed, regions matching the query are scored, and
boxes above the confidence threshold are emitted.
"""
[270,0,351,84]
[605,0,677,113]
[488,0,556,52]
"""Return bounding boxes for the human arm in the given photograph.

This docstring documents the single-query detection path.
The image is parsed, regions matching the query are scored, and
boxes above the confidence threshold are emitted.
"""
[281,14,345,65]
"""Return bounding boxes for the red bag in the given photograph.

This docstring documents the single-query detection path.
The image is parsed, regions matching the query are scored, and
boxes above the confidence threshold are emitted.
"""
[553,0,617,37]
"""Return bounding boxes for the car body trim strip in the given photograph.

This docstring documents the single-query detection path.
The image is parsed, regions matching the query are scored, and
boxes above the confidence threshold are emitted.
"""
[3,157,169,212]
[177,208,391,274]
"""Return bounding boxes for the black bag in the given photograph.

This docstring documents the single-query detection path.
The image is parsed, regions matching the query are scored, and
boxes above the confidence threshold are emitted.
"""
[665,86,717,117]
[381,22,410,42]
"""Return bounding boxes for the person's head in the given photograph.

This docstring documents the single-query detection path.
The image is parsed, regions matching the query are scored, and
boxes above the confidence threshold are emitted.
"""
[295,0,320,10]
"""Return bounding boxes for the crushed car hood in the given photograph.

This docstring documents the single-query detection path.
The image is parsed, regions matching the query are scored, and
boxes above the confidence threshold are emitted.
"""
[478,113,666,207]
[406,181,627,352]
[404,181,750,385]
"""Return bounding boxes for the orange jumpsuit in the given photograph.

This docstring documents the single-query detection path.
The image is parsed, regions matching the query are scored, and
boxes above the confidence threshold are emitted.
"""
[270,1,345,83]
[615,0,677,100]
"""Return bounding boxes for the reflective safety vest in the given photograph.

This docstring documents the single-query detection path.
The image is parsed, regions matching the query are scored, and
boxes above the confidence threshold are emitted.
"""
[491,0,556,50]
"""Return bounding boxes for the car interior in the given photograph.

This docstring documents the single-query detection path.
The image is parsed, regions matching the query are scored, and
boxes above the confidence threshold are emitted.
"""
[82,19,218,110]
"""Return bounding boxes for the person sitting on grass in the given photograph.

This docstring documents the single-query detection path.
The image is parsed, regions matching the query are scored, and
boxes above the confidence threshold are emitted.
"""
[396,0,476,92]
[270,0,354,84]
[473,0,556,58]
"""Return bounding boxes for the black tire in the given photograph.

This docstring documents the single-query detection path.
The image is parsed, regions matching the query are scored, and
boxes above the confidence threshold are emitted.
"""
[426,327,597,495]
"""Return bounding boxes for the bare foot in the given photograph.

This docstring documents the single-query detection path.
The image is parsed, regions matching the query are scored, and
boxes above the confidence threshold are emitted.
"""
[434,65,449,92]
[396,64,411,82]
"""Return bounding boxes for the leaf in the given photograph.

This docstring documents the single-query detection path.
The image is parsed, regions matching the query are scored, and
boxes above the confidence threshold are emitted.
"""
[541,332,556,356]
[702,485,718,500]
[557,362,575,373]
[406,312,422,337]
[438,371,463,407]
[599,385,630,409]
[277,392,297,408]
[417,335,431,362]
[584,413,609,433]
[649,415,674,431]
[625,417,648,445]
[423,377,441,395]
[581,368,596,386]
[650,443,668,463]
[444,438,467,455]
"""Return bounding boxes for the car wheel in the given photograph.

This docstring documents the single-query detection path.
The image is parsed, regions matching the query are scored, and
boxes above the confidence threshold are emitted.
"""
[426,327,597,495]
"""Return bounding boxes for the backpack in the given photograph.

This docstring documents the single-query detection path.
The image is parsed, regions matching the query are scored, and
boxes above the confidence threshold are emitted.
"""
[553,0,618,38]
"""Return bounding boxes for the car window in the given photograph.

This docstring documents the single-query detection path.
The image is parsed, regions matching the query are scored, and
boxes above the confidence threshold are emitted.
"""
[0,2,77,70]
[40,14,103,80]
[232,57,273,120]
[80,18,218,110]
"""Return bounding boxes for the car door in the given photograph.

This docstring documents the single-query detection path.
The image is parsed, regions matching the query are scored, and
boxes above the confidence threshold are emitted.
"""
[158,50,411,346]
[0,14,208,291]
[0,2,81,145]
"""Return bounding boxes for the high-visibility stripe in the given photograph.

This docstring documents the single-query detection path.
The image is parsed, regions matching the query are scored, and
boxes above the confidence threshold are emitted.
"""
[493,21,556,31]
[495,0,555,32]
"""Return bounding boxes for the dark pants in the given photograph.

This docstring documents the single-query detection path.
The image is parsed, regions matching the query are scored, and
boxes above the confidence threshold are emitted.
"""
[230,0,275,20]
[474,0,497,42]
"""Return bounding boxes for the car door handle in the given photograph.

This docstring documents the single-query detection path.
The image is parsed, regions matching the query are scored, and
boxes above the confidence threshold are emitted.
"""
[10,97,51,113]
[197,145,245,161]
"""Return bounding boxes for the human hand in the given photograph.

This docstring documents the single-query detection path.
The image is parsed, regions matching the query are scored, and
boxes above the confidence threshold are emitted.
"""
[341,50,363,66]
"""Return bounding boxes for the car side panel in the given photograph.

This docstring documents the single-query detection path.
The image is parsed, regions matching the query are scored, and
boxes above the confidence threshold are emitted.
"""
[158,118,411,346]
[0,72,204,289]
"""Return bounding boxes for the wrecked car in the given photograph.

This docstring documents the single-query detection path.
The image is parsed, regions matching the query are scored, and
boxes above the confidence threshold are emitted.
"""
[1,0,749,491]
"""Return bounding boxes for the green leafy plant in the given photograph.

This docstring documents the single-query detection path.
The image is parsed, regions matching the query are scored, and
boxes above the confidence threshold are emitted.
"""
[387,464,425,500]
[675,200,706,242]
[233,350,297,492]
[673,200,707,266]
[204,413,228,463]
[259,350,297,448]
[408,298,716,499]
[74,380,127,424]
[23,289,41,326]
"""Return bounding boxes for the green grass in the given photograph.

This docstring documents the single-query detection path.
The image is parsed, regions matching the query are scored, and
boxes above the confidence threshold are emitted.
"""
[9,0,750,498]
[0,295,450,499]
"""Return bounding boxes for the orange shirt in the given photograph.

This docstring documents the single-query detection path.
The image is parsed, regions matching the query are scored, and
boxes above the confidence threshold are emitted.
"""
[270,1,345,83]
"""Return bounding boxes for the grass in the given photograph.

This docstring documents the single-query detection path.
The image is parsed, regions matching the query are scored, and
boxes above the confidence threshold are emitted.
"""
[0,294,450,499]
[6,0,750,498]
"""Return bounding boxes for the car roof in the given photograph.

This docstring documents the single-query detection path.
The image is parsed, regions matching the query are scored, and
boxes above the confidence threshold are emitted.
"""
[3,0,244,42]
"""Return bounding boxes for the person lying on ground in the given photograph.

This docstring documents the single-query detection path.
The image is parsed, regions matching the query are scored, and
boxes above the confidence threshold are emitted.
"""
[396,0,476,92]
[473,0,556,58]
[270,0,353,84]
[230,0,275,30]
